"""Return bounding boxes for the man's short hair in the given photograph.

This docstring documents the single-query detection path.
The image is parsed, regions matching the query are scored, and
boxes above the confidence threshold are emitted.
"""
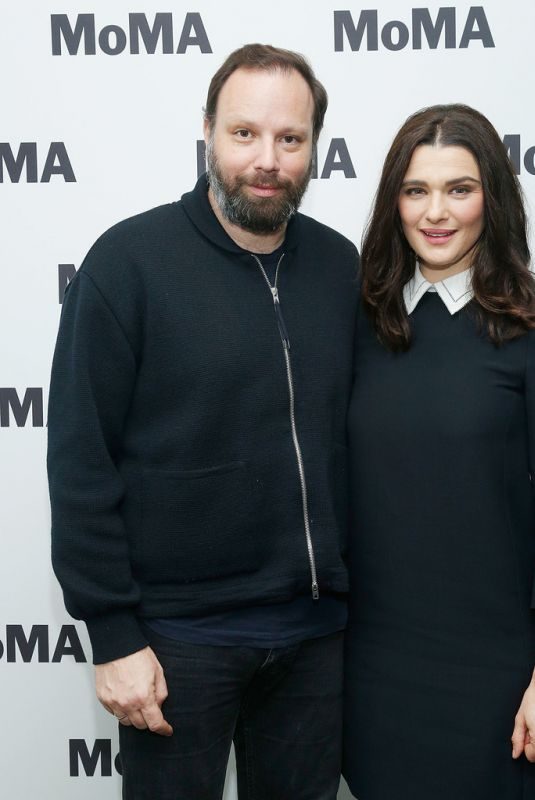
[204,43,328,144]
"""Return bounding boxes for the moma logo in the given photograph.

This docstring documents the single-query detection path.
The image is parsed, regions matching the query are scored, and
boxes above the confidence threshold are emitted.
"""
[503,135,535,176]
[196,138,357,180]
[51,12,211,55]
[334,7,495,51]
[0,143,75,183]
[0,388,44,428]
[0,624,86,662]
[70,740,122,777]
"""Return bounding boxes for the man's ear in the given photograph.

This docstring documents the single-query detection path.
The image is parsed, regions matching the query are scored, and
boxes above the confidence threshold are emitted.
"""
[203,117,211,146]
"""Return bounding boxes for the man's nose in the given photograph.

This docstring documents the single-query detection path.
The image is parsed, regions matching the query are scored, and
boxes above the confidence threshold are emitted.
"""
[253,138,279,173]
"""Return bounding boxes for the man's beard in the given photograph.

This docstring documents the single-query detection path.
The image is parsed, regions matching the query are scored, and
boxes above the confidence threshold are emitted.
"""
[206,137,312,235]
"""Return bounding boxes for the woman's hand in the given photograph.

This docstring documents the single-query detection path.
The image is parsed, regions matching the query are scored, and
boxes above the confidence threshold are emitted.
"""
[512,669,535,762]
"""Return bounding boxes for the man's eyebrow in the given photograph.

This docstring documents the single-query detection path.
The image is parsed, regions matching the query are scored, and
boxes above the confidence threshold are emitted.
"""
[224,118,311,134]
[224,118,256,128]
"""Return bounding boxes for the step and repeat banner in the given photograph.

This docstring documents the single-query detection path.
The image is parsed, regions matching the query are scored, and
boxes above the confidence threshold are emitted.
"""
[1,1,534,797]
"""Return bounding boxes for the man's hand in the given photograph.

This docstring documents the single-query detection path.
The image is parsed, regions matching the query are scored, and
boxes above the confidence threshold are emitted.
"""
[96,646,173,736]
[512,672,535,762]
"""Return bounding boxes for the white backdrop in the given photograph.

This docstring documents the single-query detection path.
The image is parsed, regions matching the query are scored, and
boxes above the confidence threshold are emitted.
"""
[1,1,534,798]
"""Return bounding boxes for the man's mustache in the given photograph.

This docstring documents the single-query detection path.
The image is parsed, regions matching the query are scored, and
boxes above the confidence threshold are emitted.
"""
[238,173,292,190]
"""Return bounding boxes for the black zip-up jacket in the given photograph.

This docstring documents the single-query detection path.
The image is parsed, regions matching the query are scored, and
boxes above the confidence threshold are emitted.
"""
[47,176,359,664]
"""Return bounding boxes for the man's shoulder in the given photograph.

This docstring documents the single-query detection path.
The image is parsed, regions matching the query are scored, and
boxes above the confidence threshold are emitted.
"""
[78,200,191,287]
[295,211,358,256]
[93,201,183,250]
[82,200,193,273]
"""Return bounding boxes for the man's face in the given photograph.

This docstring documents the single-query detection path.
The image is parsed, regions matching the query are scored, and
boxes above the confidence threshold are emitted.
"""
[204,67,315,234]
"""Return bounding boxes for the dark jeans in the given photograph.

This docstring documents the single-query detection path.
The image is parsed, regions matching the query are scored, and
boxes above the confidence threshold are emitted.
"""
[119,627,343,800]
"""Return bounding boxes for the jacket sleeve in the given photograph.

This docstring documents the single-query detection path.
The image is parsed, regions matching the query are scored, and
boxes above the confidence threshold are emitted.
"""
[47,266,148,664]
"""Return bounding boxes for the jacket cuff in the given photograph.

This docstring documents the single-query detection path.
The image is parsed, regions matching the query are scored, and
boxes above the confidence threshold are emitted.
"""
[86,610,149,665]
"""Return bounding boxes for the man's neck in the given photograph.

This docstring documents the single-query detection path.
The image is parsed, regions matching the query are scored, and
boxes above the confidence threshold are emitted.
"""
[207,187,286,254]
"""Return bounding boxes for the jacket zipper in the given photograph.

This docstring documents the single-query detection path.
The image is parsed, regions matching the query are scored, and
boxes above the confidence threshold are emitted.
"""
[250,253,320,600]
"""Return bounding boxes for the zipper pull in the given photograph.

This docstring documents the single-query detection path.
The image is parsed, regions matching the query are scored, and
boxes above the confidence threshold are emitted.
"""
[271,287,291,350]
[312,581,319,600]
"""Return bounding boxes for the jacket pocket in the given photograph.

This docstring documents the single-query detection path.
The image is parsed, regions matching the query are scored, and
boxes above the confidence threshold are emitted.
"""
[131,461,259,584]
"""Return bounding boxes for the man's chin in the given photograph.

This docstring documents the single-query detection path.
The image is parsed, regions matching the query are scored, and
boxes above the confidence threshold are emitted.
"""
[208,167,308,234]
[238,216,289,235]
[229,191,293,233]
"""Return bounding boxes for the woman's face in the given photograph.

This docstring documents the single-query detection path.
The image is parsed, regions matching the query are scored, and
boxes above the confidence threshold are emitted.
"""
[398,144,485,281]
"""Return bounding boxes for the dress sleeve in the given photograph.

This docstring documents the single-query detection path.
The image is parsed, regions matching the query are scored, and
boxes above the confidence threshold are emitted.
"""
[525,332,535,610]
[47,268,148,664]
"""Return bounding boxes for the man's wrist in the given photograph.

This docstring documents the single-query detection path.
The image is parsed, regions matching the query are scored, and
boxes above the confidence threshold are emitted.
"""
[86,610,147,664]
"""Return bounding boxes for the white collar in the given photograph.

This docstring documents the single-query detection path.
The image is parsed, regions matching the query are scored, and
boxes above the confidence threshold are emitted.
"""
[403,264,473,315]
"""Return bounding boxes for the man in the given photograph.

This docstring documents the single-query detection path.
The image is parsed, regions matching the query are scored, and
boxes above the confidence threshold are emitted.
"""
[48,44,358,799]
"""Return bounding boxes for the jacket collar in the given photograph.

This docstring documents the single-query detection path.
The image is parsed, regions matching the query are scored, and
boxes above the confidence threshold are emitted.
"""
[403,263,473,315]
[180,173,301,255]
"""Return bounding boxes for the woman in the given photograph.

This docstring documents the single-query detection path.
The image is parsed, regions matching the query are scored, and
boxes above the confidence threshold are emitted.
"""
[344,104,535,799]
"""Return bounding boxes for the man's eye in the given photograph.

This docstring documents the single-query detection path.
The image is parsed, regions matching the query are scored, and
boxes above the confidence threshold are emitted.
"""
[235,130,251,139]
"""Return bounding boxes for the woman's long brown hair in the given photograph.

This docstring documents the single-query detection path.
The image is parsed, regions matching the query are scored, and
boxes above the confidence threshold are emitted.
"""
[361,104,534,351]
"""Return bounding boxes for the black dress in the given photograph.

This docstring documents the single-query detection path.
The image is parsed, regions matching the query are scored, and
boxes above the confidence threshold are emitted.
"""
[344,292,535,800]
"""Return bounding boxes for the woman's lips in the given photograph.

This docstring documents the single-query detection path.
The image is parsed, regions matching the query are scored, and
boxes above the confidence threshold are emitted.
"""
[420,229,456,243]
